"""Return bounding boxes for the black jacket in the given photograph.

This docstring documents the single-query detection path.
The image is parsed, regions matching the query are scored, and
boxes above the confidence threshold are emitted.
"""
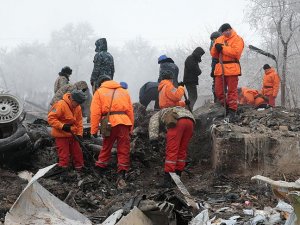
[158,58,179,87]
[183,47,205,85]
[139,82,159,107]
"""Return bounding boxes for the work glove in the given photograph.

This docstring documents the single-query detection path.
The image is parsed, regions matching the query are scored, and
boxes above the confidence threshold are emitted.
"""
[62,124,72,132]
[150,140,159,152]
[185,99,191,105]
[215,43,223,53]
[178,82,185,87]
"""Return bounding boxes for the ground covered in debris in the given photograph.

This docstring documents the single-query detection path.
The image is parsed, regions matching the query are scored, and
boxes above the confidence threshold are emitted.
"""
[0,103,300,224]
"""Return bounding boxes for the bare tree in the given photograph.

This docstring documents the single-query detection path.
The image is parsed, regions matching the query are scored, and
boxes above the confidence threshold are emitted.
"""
[246,0,300,107]
[49,22,94,81]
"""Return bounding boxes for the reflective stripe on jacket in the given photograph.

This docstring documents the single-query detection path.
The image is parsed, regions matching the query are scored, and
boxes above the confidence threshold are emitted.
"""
[158,80,185,109]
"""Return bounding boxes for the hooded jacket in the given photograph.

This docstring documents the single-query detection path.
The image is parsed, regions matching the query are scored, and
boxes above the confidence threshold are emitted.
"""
[262,68,280,97]
[90,38,115,84]
[183,47,205,85]
[149,106,195,140]
[158,58,179,87]
[158,80,185,108]
[90,80,134,135]
[48,93,83,138]
[210,30,244,76]
[139,82,159,105]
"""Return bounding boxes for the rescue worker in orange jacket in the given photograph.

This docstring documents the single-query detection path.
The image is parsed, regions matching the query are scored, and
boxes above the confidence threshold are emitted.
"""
[90,75,134,187]
[238,87,268,108]
[158,70,187,109]
[211,23,244,121]
[48,90,87,172]
[261,64,280,107]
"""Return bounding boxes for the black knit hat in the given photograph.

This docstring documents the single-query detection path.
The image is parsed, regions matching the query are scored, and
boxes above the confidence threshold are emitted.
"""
[160,70,174,80]
[59,66,72,75]
[263,64,271,70]
[71,90,87,104]
[210,31,221,40]
[219,23,232,33]
[98,75,111,85]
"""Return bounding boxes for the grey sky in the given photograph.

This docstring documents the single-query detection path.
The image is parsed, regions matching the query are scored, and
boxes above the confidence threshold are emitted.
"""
[0,0,257,49]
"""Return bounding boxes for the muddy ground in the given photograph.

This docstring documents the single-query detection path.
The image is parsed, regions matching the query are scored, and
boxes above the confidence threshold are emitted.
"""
[0,104,300,224]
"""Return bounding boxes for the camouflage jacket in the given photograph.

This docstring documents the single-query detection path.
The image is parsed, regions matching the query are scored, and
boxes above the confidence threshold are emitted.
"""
[90,39,115,84]
[50,85,91,117]
[149,106,195,140]
[50,84,75,106]
[54,75,69,93]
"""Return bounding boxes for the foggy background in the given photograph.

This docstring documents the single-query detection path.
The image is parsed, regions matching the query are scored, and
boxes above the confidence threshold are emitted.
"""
[0,0,299,109]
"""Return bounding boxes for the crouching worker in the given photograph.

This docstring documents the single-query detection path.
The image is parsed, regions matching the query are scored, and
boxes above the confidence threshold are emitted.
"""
[238,87,269,108]
[90,75,134,188]
[149,106,195,188]
[158,70,187,109]
[48,90,87,174]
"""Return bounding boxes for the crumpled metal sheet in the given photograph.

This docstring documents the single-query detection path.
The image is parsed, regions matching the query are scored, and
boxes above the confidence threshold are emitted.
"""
[5,164,92,225]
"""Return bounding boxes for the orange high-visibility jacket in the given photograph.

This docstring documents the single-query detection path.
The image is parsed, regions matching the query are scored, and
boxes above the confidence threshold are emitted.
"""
[158,80,185,109]
[48,93,83,138]
[262,68,280,97]
[90,80,134,135]
[210,30,244,76]
[239,87,266,107]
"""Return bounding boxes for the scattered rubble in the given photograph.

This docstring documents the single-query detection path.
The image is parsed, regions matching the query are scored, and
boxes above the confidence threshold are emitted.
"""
[0,101,300,224]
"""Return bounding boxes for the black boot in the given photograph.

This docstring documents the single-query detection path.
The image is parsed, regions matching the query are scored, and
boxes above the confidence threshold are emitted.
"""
[175,170,182,178]
[95,166,108,175]
[227,109,238,122]
[156,172,173,188]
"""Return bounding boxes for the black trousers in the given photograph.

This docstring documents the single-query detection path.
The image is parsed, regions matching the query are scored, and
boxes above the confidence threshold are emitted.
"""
[185,84,197,110]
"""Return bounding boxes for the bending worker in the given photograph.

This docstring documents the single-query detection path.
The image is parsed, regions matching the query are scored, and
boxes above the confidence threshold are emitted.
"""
[149,106,195,188]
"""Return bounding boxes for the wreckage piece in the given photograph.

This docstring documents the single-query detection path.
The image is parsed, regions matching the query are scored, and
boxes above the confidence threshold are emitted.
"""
[251,175,300,190]
[287,192,300,225]
[170,172,199,213]
[5,164,92,225]
[0,93,23,125]
[252,175,300,225]
[0,93,31,153]
[101,209,124,225]
[116,207,153,225]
